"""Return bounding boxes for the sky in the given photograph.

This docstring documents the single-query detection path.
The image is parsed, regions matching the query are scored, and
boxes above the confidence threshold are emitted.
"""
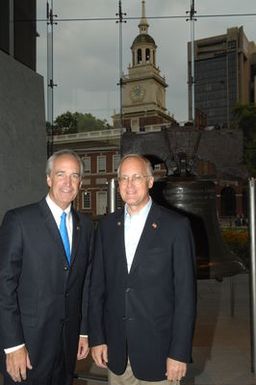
[36,0,256,124]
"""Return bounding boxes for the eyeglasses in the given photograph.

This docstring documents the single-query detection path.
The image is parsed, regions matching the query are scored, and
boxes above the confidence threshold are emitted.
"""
[118,174,150,185]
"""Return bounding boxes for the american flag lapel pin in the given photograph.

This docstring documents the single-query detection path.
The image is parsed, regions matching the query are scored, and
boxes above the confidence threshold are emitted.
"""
[152,222,157,229]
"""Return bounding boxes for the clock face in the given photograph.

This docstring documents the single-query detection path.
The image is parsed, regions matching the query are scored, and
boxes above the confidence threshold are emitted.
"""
[130,84,145,102]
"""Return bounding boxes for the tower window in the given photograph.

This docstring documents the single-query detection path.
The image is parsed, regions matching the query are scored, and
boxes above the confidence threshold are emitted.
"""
[137,49,142,64]
[146,48,150,62]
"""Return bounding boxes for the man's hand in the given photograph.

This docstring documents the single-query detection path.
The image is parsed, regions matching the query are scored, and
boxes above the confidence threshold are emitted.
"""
[166,358,187,382]
[77,336,90,360]
[6,346,32,382]
[91,344,108,368]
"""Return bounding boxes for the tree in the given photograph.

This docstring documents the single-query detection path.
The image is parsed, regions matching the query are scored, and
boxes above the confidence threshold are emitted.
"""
[54,111,79,133]
[234,103,256,175]
[77,113,111,132]
[53,111,112,134]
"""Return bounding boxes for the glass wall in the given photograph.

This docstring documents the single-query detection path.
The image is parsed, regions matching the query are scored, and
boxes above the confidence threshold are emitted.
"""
[35,0,256,132]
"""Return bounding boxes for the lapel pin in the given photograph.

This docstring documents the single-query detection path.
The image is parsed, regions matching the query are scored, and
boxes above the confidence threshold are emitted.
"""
[152,223,157,229]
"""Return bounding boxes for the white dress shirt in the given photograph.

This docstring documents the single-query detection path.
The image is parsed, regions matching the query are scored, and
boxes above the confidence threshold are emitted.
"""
[5,195,73,354]
[124,198,152,273]
[46,194,73,252]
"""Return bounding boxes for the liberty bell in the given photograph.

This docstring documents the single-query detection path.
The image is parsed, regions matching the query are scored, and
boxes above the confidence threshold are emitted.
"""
[121,127,246,280]
[151,176,245,280]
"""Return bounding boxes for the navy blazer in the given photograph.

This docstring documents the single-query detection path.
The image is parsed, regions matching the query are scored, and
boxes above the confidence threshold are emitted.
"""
[0,198,94,381]
[89,202,197,381]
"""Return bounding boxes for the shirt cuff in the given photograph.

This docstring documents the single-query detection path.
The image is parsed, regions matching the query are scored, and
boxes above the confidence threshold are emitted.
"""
[5,344,25,354]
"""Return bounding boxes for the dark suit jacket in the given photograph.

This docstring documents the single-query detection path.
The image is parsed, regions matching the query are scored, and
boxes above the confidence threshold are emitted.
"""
[0,198,94,382]
[89,202,196,381]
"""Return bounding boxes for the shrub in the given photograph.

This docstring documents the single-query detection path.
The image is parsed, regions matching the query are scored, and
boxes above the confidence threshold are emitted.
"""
[221,228,250,269]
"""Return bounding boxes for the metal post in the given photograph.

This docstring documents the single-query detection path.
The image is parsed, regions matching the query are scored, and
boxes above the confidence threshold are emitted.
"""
[116,1,126,132]
[190,0,195,123]
[226,52,230,129]
[47,0,57,157]
[108,178,117,213]
[249,177,256,373]
[186,0,196,123]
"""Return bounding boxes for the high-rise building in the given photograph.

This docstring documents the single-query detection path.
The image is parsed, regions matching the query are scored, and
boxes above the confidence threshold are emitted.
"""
[0,0,37,70]
[188,26,256,128]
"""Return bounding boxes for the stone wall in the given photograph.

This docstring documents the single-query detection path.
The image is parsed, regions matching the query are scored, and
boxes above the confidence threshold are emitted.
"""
[0,50,47,221]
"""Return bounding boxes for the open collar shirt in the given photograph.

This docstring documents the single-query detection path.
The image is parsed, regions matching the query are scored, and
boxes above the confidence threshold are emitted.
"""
[124,197,152,273]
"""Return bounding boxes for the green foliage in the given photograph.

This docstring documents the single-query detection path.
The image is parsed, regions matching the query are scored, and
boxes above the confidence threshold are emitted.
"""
[234,103,256,175]
[221,227,250,269]
[53,111,112,134]
[77,113,111,132]
[53,111,79,133]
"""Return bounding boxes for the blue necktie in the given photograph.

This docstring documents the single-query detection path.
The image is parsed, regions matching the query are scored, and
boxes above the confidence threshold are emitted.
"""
[59,212,71,264]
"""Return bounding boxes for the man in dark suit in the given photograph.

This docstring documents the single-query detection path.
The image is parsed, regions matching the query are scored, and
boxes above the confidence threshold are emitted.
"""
[0,149,94,385]
[89,154,196,385]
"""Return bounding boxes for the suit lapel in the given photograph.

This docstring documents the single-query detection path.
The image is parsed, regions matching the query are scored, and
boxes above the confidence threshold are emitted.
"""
[38,199,67,262]
[70,208,80,265]
[129,203,160,275]
[115,209,128,273]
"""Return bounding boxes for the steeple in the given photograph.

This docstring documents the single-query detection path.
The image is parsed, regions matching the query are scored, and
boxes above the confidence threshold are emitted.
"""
[131,0,156,67]
[112,0,174,131]
[138,0,149,34]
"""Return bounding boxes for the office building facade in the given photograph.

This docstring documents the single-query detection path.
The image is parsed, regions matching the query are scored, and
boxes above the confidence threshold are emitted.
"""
[188,27,256,128]
[0,0,37,70]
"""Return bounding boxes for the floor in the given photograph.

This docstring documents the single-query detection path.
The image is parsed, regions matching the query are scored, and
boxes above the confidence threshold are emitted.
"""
[1,273,256,385]
[73,274,256,385]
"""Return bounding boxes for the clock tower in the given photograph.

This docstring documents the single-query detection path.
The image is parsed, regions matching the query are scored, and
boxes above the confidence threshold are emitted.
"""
[113,0,175,130]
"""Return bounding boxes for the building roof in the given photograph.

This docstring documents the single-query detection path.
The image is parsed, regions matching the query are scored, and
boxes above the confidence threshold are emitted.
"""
[132,33,156,47]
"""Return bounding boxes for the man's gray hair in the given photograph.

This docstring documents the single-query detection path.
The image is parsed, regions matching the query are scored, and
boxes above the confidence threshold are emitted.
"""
[117,154,153,177]
[46,149,84,177]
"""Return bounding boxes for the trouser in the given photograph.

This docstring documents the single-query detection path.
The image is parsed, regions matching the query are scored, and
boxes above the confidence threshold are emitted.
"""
[3,326,74,385]
[108,360,180,385]
[3,355,73,385]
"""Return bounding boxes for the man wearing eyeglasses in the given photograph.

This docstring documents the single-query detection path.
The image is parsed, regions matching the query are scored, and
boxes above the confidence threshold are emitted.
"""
[89,154,196,385]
